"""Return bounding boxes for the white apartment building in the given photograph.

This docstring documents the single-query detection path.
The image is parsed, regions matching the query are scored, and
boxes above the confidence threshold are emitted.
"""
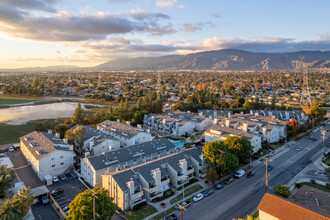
[20,131,75,181]
[97,120,152,147]
[205,125,262,153]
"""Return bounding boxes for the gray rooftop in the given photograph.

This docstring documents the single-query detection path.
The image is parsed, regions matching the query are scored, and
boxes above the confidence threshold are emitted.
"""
[86,138,176,170]
[97,120,142,139]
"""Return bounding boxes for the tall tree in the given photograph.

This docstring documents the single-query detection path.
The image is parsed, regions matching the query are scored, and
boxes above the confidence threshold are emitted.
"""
[221,152,239,175]
[0,165,16,197]
[71,103,84,125]
[67,188,116,220]
[224,136,253,163]
[203,141,228,167]
[274,185,291,198]
[73,126,87,149]
[14,187,35,217]
[205,168,219,185]
[0,199,22,220]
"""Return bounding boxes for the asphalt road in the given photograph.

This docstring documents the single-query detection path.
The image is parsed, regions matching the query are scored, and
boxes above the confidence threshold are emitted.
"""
[175,123,330,220]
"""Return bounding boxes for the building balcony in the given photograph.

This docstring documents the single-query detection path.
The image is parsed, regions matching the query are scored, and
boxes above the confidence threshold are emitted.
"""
[130,190,144,201]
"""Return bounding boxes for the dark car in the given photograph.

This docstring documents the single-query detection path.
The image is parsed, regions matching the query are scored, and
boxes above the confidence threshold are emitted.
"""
[59,174,67,181]
[164,214,177,220]
[216,184,224,190]
[268,165,273,171]
[51,188,64,196]
[246,171,255,178]
[224,178,234,184]
[202,189,214,197]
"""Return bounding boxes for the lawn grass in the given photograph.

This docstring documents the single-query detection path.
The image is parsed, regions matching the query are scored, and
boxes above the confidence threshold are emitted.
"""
[323,155,330,165]
[300,182,330,192]
[149,206,176,220]
[123,205,157,220]
[0,118,69,145]
[0,96,39,105]
[170,184,203,204]
[269,142,284,150]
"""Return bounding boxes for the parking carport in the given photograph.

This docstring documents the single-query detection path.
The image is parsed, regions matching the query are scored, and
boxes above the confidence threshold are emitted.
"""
[32,185,49,202]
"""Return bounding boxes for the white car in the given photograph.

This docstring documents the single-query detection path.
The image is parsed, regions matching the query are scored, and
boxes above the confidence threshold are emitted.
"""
[53,176,59,183]
[8,146,14,152]
[234,170,245,178]
[193,193,204,202]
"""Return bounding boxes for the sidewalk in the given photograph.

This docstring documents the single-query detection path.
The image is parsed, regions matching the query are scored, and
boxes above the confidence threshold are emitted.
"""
[146,180,209,220]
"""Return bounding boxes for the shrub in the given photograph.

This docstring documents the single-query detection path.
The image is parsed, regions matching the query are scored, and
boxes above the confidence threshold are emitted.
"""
[295,183,302,188]
[326,183,330,190]
[205,180,209,184]
[132,201,147,211]
[311,179,316,184]
[56,208,59,212]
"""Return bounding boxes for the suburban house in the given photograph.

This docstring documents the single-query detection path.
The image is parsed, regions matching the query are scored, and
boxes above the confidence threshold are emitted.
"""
[81,139,177,187]
[257,192,329,220]
[144,110,212,136]
[204,125,262,153]
[71,125,120,156]
[97,120,152,147]
[102,148,206,211]
[20,131,75,181]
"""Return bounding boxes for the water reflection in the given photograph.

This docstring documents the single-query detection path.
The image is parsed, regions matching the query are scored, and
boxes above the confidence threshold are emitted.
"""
[0,102,81,125]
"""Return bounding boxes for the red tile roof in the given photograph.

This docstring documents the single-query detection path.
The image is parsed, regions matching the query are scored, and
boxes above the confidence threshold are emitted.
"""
[257,193,330,220]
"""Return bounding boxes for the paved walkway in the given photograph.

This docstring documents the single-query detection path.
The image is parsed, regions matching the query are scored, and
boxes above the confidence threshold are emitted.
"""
[145,180,209,220]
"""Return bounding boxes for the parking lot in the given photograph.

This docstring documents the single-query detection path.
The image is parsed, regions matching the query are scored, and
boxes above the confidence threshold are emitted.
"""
[32,203,60,220]
[48,173,88,211]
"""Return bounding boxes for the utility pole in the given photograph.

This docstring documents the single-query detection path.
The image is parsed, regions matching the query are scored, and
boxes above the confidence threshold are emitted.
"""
[91,189,98,220]
[265,157,268,193]
[176,203,186,220]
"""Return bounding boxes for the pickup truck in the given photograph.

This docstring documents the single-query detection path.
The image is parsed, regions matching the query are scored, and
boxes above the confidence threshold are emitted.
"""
[175,201,192,210]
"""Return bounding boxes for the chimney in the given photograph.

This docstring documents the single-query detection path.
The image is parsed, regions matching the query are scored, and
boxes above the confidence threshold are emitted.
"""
[225,119,230,128]
[116,119,120,123]
[243,123,248,132]
[213,118,218,125]
[228,112,231,118]
[137,124,142,129]
[47,129,52,135]
[55,133,60,138]
[126,121,130,125]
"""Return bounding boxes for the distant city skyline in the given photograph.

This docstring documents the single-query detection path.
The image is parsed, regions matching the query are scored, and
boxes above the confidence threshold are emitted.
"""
[0,0,329,68]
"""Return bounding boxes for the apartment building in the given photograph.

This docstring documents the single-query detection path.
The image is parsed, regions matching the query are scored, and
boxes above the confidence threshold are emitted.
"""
[81,139,177,187]
[205,125,262,153]
[250,110,307,123]
[71,125,120,156]
[97,120,152,147]
[102,148,205,211]
[198,110,233,118]
[20,131,75,181]
[144,110,212,136]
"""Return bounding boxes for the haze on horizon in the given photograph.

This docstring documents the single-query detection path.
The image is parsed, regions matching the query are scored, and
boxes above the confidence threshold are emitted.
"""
[0,0,330,69]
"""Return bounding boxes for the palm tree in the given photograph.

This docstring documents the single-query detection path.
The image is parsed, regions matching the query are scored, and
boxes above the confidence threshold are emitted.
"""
[15,187,35,216]
[0,199,22,220]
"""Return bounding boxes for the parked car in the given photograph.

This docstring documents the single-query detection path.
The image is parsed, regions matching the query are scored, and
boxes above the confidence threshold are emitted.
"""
[296,147,302,151]
[234,170,245,178]
[51,188,64,196]
[224,178,234,184]
[52,176,59,183]
[202,190,214,197]
[59,174,67,181]
[63,206,69,212]
[268,165,273,171]
[164,214,177,220]
[175,201,191,210]
[216,184,224,190]
[41,196,49,205]
[246,171,255,178]
[193,193,204,202]
[8,146,14,152]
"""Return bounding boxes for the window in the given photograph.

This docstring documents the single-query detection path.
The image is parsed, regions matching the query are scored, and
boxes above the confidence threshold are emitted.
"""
[51,158,54,161]
[61,162,64,165]
[52,165,55,167]
[60,156,63,159]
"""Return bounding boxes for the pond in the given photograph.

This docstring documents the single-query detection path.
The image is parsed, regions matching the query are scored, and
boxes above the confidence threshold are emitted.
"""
[0,102,83,125]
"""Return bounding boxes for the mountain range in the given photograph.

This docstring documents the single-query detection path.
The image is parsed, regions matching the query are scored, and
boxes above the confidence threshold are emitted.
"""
[2,49,330,72]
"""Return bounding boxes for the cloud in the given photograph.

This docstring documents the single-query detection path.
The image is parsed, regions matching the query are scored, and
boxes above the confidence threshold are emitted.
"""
[0,4,175,41]
[182,22,214,34]
[1,0,59,13]
[156,0,178,8]
[177,4,185,8]
[130,8,170,21]
[108,0,131,3]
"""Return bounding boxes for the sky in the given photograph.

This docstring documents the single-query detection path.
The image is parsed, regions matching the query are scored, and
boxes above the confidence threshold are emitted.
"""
[0,0,330,68]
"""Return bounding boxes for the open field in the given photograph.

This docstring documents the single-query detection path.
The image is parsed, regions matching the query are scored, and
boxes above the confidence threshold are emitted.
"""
[0,95,39,105]
[123,205,157,220]
[0,118,69,145]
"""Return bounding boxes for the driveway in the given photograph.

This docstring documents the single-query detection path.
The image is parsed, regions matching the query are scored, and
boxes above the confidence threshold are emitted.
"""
[32,203,60,220]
